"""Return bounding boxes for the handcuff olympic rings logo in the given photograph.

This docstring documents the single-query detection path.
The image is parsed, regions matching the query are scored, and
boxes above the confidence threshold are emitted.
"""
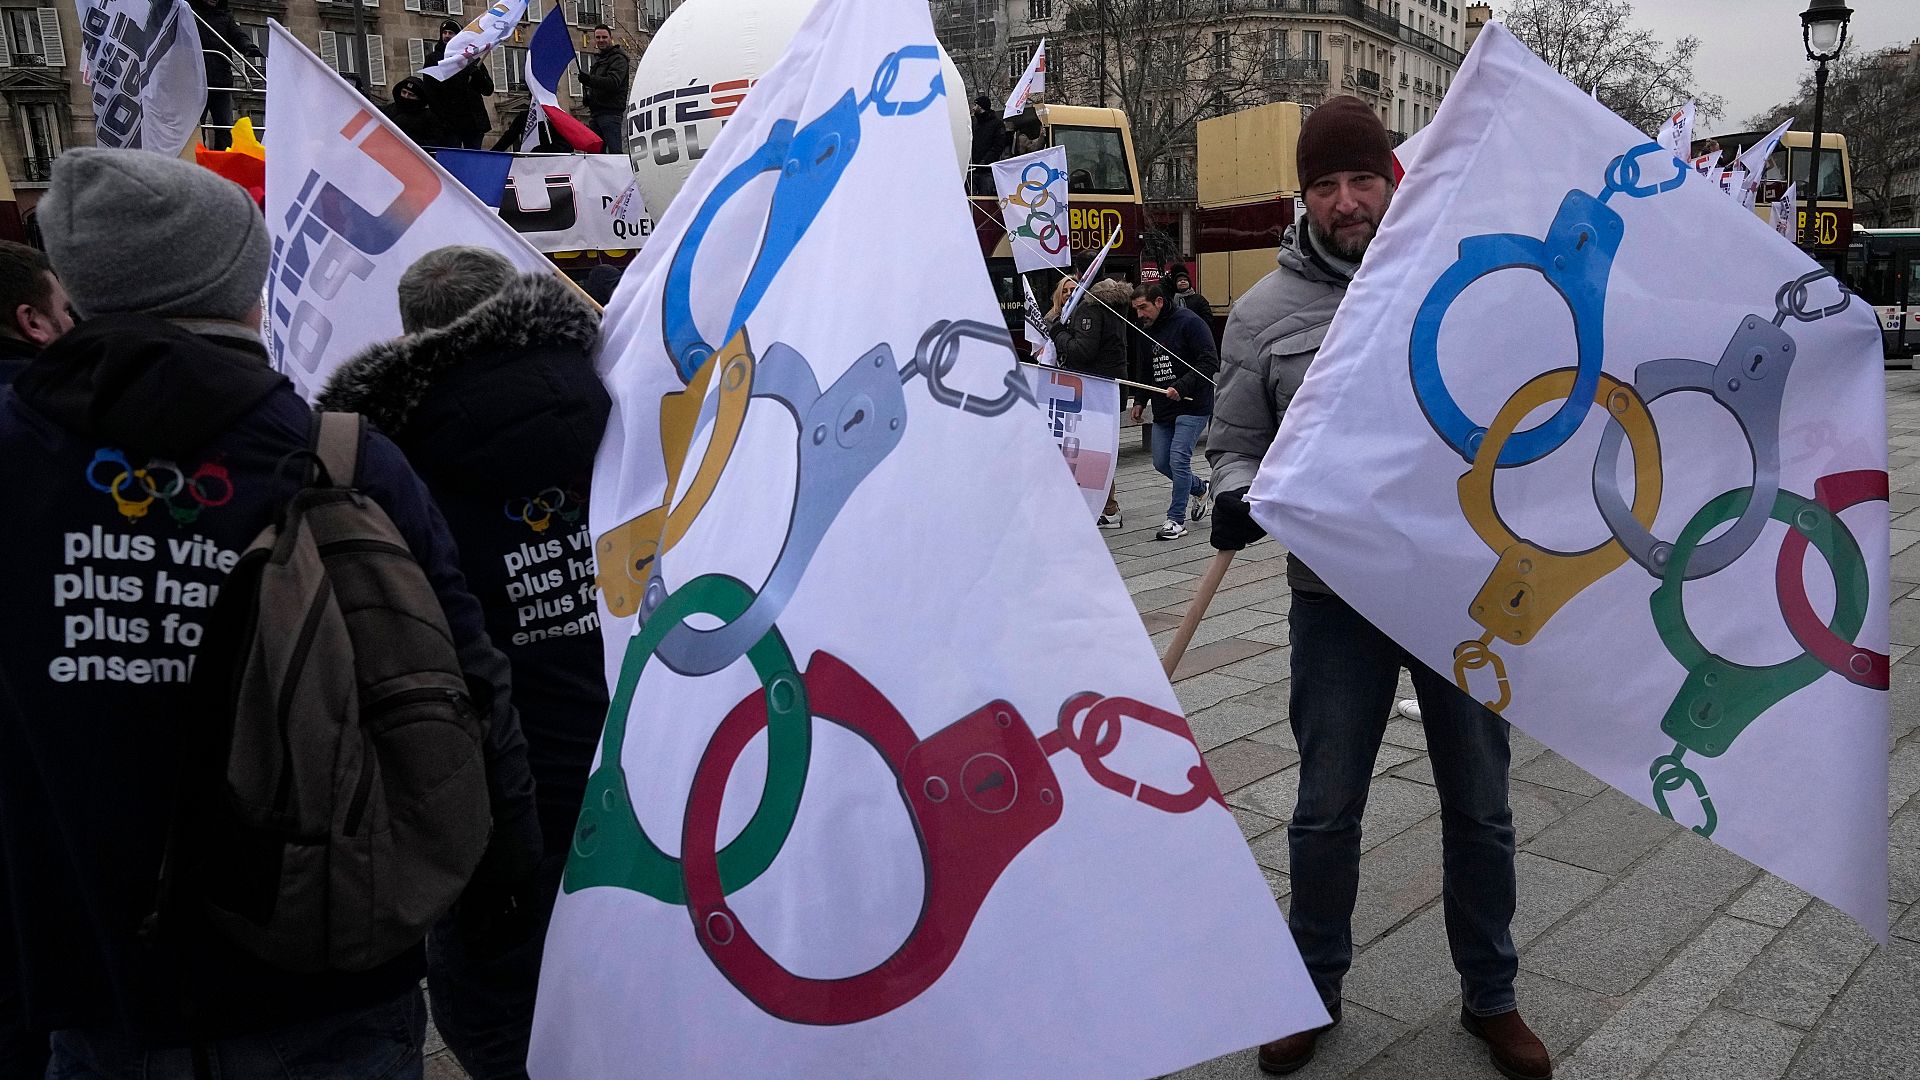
[86,448,234,524]
[1410,140,1885,837]
[1002,160,1069,256]
[503,486,586,534]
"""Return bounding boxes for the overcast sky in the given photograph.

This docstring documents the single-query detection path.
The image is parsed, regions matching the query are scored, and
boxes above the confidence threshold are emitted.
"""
[1624,0,1919,126]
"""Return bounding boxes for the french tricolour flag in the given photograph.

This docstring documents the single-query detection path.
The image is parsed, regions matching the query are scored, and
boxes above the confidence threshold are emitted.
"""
[522,5,603,153]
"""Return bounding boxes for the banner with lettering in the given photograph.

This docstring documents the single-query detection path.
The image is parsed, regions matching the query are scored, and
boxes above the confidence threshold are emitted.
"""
[528,0,1321,1074]
[1027,366,1120,518]
[264,21,556,399]
[1248,22,1890,936]
[500,153,653,253]
[80,0,207,156]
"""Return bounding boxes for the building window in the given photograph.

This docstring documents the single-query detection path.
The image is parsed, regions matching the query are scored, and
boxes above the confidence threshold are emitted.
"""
[2,6,62,67]
[1212,31,1230,72]
[1302,31,1320,62]
[1027,0,1051,19]
[1265,28,1287,61]
[18,101,61,180]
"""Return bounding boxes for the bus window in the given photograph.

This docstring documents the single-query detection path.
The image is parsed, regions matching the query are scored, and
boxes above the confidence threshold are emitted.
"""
[1053,126,1133,196]
[1790,147,1848,202]
[1859,251,1895,305]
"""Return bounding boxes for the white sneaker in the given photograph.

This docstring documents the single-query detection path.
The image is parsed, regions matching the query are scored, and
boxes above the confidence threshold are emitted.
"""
[1189,483,1212,522]
[1155,518,1187,541]
[1395,699,1422,721]
[1097,513,1124,530]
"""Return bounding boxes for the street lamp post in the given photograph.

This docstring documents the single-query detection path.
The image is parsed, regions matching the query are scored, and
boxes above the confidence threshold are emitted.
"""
[1799,0,1853,251]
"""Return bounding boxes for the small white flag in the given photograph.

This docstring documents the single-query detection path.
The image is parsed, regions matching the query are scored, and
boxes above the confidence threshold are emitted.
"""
[610,179,645,227]
[1003,37,1047,118]
[1022,276,1057,366]
[1060,225,1118,322]
[1693,149,1723,174]
[423,0,530,81]
[1656,100,1695,162]
[1772,182,1799,242]
[1731,118,1794,211]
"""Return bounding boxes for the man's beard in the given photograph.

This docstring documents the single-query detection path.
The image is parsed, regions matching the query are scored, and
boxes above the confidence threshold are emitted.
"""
[1320,216,1378,261]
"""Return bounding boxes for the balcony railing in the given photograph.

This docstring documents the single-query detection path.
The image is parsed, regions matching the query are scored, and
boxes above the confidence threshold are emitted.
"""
[1264,58,1329,82]
[1354,68,1380,90]
[20,157,53,183]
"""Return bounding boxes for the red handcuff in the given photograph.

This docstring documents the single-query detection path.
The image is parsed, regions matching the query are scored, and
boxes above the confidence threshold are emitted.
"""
[679,651,1222,1026]
[1775,469,1890,690]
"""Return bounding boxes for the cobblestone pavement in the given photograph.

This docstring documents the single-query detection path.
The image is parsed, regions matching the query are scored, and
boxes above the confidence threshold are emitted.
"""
[427,372,1920,1079]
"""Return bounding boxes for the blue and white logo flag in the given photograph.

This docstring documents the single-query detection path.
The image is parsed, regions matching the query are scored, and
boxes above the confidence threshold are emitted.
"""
[422,0,529,81]
[264,21,555,399]
[528,0,1320,1073]
[80,0,207,156]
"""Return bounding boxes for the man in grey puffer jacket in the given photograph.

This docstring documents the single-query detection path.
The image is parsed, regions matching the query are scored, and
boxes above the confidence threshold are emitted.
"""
[1207,98,1551,1080]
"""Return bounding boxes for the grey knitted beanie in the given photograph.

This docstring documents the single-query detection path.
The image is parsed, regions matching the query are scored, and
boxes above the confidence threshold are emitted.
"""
[39,147,270,322]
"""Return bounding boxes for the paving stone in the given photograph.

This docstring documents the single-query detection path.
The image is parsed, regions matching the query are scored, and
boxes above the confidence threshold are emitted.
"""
[1511,852,1611,947]
[1641,1008,1802,1080]
[1205,739,1300,794]
[1171,637,1279,681]
[1380,718,1427,751]
[1524,831,1760,995]
[1230,765,1302,823]
[1390,757,1435,786]
[1261,865,1292,901]
[1891,739,1920,809]
[1893,596,1920,648]
[1358,777,1441,853]
[1727,874,1815,929]
[1161,575,1294,620]
[1509,778,1590,844]
[1523,788,1681,875]
[1512,750,1608,797]
[1894,900,1920,943]
[1174,671,1266,715]
[1550,916,1778,1080]
[1140,610,1183,634]
[1126,568,1198,595]
[1212,646,1296,685]
[1246,720,1298,753]
[1349,971,1620,1080]
[1249,827,1290,873]
[1509,726,1551,768]
[1231,806,1282,843]
[1236,621,1293,646]
[1785,938,1920,1080]
[1186,697,1285,752]
[1351,816,1447,947]
[1720,901,1878,1029]
[1889,798,1919,905]
[1133,583,1201,611]
[425,1053,468,1080]
[1169,1001,1407,1080]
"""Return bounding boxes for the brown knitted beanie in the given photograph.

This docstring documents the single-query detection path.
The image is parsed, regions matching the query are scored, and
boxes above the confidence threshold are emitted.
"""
[1297,96,1395,189]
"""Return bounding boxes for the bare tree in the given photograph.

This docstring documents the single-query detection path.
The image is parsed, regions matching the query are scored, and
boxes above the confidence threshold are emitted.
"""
[1033,1,1301,199]
[1748,43,1920,228]
[1499,0,1724,134]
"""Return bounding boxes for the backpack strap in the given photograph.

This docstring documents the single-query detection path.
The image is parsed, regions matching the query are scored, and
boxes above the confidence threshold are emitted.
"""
[309,411,365,490]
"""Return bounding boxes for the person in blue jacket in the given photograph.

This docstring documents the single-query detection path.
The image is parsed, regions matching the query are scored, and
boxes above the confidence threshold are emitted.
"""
[0,148,541,1078]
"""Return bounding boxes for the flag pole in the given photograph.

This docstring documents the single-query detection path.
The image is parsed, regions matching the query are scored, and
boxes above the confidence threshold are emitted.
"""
[1017,360,1167,398]
[1162,549,1234,677]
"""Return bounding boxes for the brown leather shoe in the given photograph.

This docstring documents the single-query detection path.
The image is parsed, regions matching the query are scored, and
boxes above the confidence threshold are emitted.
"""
[1460,1007,1552,1080]
[1257,1007,1341,1075]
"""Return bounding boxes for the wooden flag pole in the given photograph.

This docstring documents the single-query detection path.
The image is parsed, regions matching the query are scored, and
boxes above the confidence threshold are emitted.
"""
[1161,548,1235,677]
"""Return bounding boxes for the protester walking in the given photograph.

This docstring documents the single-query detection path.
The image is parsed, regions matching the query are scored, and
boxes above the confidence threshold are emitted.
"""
[0,148,542,1079]
[1050,274,1133,528]
[1205,97,1549,1080]
[425,19,496,150]
[385,76,453,149]
[189,0,263,150]
[578,25,631,154]
[0,241,73,386]
[319,247,611,1080]
[1128,282,1216,540]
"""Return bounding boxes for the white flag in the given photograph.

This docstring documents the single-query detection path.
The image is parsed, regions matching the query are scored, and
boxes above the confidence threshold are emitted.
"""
[610,178,645,227]
[1003,36,1046,118]
[1692,149,1722,173]
[264,21,556,399]
[529,0,1322,1074]
[1250,22,1889,937]
[1027,366,1121,518]
[1655,100,1694,161]
[992,145,1072,273]
[1021,276,1056,365]
[1731,118,1794,211]
[1059,224,1117,321]
[1772,182,1799,242]
[421,0,530,81]
[79,0,208,156]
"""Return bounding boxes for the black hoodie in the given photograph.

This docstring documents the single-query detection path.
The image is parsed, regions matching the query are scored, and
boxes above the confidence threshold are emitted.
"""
[0,315,540,1048]
[320,274,610,856]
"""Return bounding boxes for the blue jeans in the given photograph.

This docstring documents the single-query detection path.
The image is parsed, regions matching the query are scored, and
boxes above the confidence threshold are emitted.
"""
[589,112,624,154]
[46,988,425,1079]
[1150,414,1209,524]
[1286,588,1518,1017]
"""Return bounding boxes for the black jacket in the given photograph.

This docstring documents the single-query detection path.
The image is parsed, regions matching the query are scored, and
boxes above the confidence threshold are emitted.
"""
[1137,302,1218,420]
[190,0,261,91]
[1049,278,1130,382]
[579,45,631,114]
[0,336,35,388]
[384,77,453,148]
[424,42,495,136]
[0,316,540,1049]
[319,275,610,857]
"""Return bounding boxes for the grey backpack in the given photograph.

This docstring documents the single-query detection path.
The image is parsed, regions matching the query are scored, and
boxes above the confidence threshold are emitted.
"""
[164,412,492,973]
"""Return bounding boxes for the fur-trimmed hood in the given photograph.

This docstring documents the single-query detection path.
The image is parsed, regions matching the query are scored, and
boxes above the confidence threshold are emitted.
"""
[1088,277,1132,309]
[319,272,599,434]
[318,271,609,497]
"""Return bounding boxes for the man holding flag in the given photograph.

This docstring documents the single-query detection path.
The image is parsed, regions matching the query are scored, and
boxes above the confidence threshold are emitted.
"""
[521,6,604,154]
[577,25,631,153]
[426,16,502,149]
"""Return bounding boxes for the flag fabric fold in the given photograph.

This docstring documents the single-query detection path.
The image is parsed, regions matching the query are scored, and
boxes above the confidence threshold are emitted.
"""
[1247,22,1890,937]
[522,4,604,153]
[527,0,1321,1074]
[1003,36,1046,118]
[264,20,558,399]
[80,0,208,156]
[1060,226,1117,322]
[1021,275,1056,366]
[422,0,530,82]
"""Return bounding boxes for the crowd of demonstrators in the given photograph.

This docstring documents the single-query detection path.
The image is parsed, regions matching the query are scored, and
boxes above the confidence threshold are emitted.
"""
[578,25,632,154]
[317,247,611,1080]
[0,149,543,1078]
[1206,97,1551,1080]
[1129,280,1217,541]
[425,20,498,151]
[190,0,264,151]
[1047,272,1134,528]
[0,241,73,387]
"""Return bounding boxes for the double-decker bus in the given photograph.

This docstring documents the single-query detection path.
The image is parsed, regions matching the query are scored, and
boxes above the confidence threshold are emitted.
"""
[1846,228,1920,365]
[1706,129,1854,261]
[968,104,1146,337]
